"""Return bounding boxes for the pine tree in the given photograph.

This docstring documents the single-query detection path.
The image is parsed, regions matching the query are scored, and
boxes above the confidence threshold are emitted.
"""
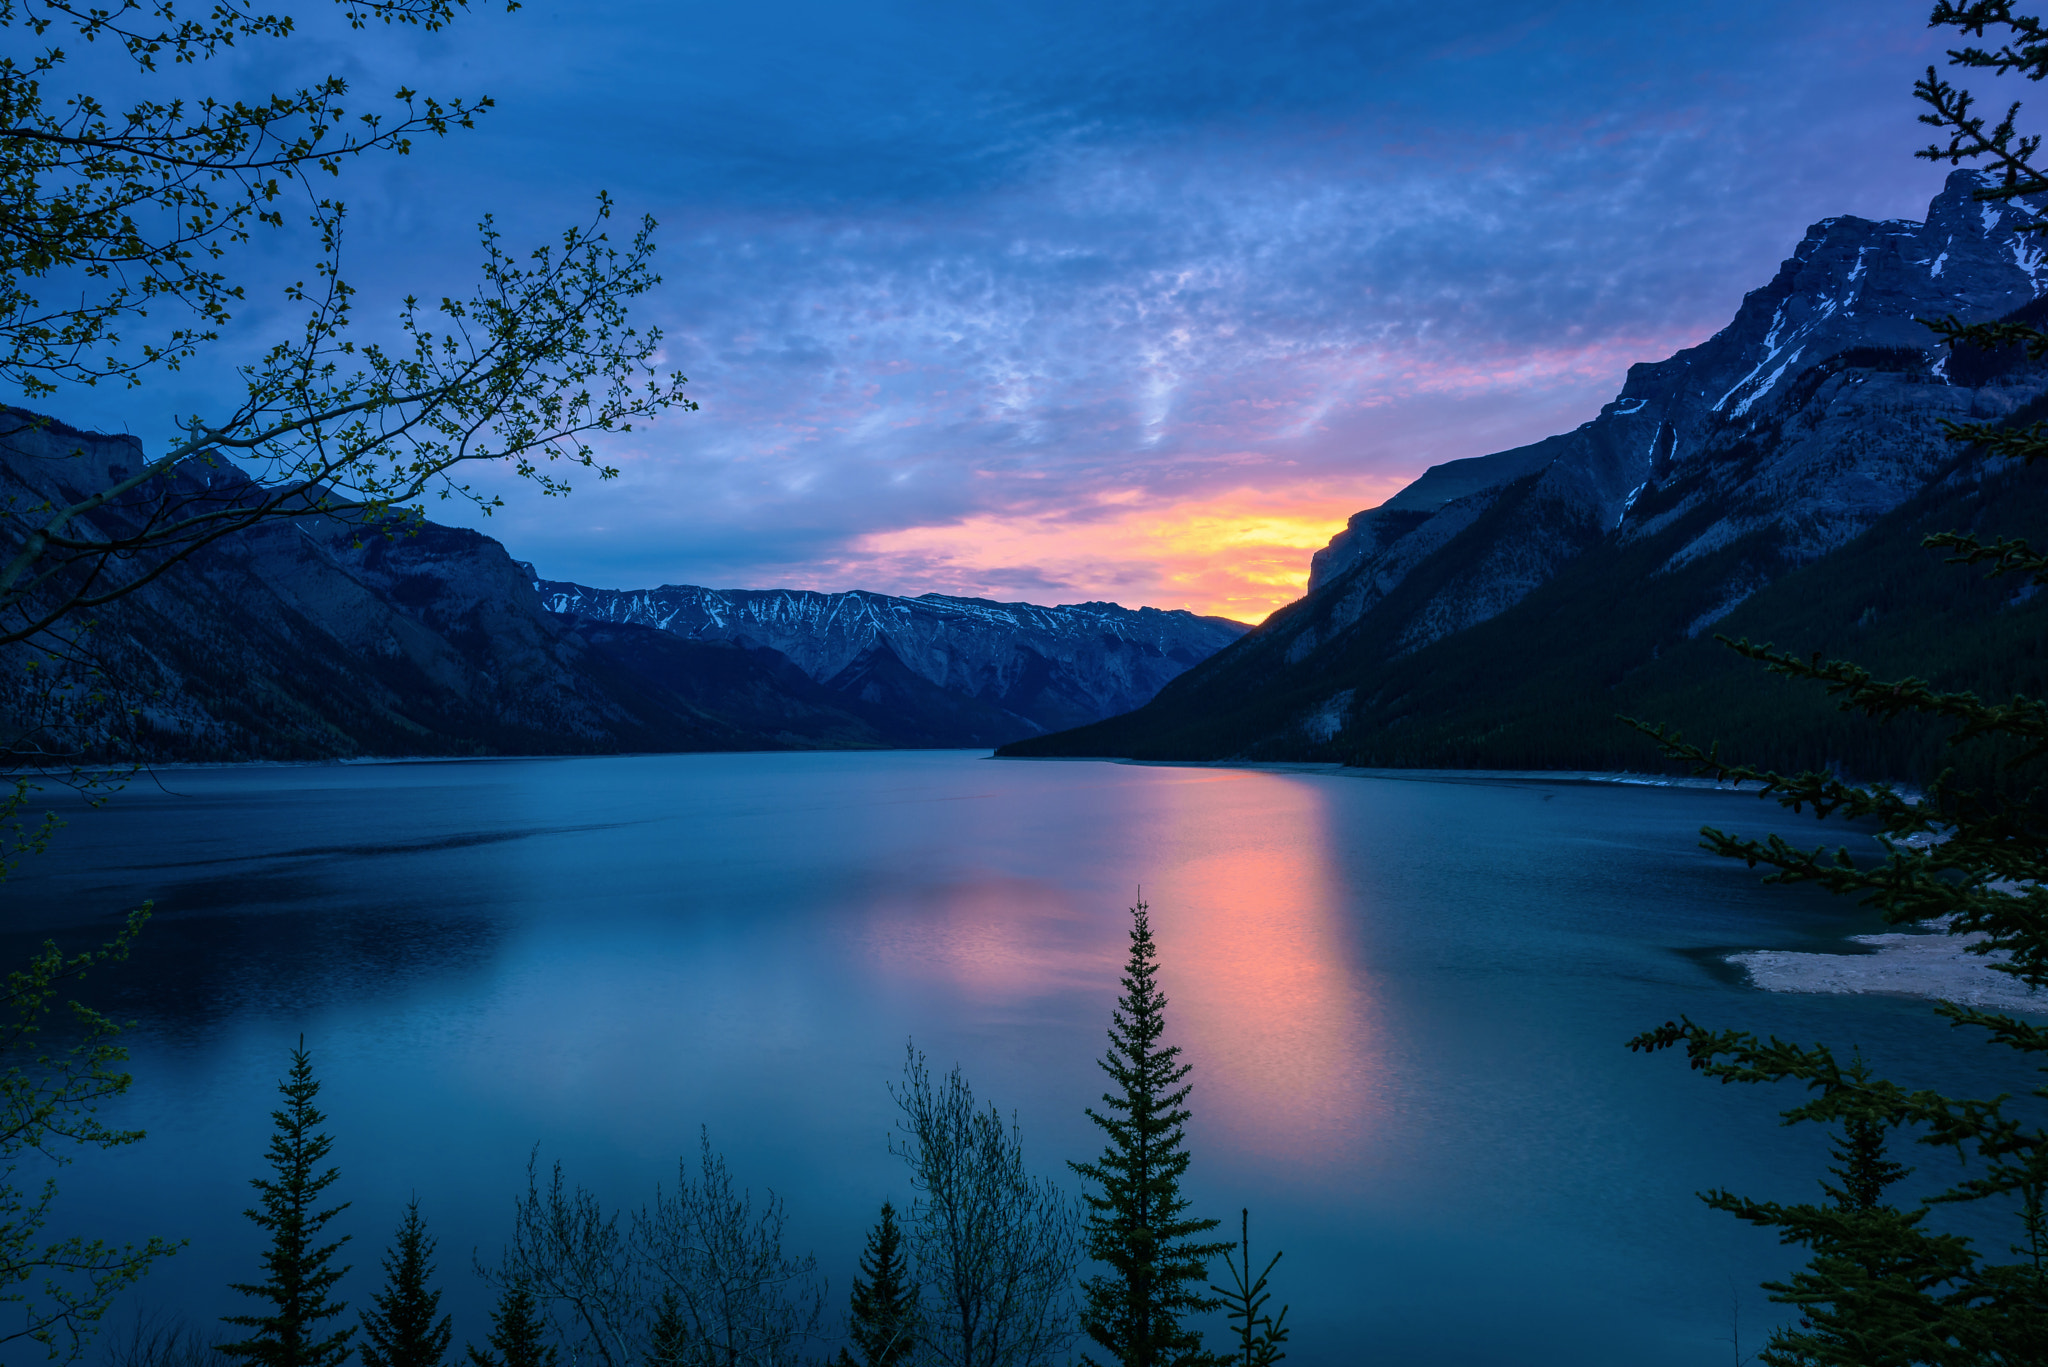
[466,1282,556,1367]
[646,1290,687,1367]
[1070,900,1231,1367]
[836,1202,915,1367]
[1208,1211,1288,1367]
[220,1040,354,1367]
[361,1198,454,1367]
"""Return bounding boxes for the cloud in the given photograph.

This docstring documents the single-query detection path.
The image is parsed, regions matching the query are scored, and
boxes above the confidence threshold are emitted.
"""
[836,480,1413,621]
[40,0,1966,614]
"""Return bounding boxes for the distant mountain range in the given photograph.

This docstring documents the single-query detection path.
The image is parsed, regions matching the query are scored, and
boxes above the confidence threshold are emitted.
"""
[0,415,1244,760]
[527,575,1246,741]
[1001,169,2048,780]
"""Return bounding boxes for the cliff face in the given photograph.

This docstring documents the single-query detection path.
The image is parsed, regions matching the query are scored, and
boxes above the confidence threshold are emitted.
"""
[1309,168,2048,601]
[1003,170,2048,763]
[528,577,1249,737]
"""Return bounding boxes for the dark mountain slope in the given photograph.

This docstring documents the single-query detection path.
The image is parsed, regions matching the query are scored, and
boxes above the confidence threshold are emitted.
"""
[0,411,1224,758]
[1326,434,2048,784]
[818,640,1042,747]
[548,622,898,750]
[1009,408,2048,784]
[0,413,900,759]
[1003,171,2048,772]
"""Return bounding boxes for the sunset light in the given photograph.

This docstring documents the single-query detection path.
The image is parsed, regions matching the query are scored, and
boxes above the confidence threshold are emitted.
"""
[18,0,2016,1359]
[848,478,1412,622]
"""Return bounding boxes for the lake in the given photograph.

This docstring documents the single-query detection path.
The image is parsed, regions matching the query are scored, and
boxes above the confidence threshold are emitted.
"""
[2,751,2000,1364]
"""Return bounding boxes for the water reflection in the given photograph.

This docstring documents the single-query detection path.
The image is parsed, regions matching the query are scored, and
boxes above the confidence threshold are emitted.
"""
[843,770,1386,1167]
[81,908,506,1038]
[2,753,1978,1366]
[1136,772,1381,1168]
[861,875,1105,999]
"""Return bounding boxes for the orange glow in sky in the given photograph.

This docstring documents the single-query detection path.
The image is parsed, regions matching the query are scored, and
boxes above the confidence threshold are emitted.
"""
[846,477,1412,623]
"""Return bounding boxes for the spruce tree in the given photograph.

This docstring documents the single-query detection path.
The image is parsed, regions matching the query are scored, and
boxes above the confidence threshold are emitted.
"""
[836,1201,914,1367]
[221,1040,354,1367]
[1208,1211,1288,1367]
[466,1282,556,1367]
[361,1198,453,1367]
[646,1290,687,1367]
[1070,900,1231,1367]
[1693,1060,1965,1367]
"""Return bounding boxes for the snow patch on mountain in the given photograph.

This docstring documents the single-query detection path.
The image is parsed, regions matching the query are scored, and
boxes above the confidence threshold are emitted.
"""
[526,575,1250,736]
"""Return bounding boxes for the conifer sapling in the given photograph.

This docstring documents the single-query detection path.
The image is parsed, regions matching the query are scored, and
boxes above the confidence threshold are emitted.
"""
[1071,898,1231,1367]
[646,1290,687,1367]
[361,1198,454,1367]
[466,1281,556,1367]
[1209,1210,1288,1367]
[836,1200,914,1367]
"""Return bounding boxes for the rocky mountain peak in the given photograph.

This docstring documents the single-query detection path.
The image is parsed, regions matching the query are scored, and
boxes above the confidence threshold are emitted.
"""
[1012,169,2048,766]
[1306,169,2048,598]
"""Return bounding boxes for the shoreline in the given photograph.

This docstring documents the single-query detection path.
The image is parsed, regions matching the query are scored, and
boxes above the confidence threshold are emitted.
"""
[1103,756,1778,793]
[98,751,1777,787]
[90,748,1871,799]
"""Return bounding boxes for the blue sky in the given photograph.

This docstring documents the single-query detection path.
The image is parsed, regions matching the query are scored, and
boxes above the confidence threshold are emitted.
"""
[60,0,1977,617]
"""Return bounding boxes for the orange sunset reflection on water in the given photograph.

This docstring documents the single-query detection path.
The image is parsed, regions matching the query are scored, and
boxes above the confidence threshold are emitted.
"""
[863,874,1104,1001]
[858,768,1382,1171]
[1139,772,1382,1168]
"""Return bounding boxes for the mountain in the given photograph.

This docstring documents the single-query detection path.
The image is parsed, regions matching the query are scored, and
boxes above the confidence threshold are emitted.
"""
[0,412,1243,760]
[0,410,919,760]
[526,576,1249,739]
[1000,170,2048,776]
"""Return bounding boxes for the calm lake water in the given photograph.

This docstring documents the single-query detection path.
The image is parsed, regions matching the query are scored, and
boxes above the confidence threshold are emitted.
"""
[3,752,2004,1364]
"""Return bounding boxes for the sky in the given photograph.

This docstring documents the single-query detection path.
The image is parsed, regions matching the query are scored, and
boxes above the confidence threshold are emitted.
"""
[49,1,1985,619]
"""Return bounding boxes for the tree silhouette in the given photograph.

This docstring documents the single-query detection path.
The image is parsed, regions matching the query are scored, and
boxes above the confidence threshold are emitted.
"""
[361,1198,453,1367]
[221,1040,353,1367]
[837,1201,915,1367]
[1070,900,1230,1367]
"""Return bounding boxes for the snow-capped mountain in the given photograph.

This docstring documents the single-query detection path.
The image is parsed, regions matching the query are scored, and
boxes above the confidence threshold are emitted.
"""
[527,576,1249,737]
[1005,169,2048,764]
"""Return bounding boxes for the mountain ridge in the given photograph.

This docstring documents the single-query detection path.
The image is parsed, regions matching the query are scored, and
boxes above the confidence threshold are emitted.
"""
[1000,169,2048,770]
[526,574,1249,738]
[0,411,1245,760]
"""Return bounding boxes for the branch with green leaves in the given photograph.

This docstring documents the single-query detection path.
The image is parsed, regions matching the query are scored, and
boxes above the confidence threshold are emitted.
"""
[0,194,692,649]
[1,0,519,396]
[0,905,182,1362]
